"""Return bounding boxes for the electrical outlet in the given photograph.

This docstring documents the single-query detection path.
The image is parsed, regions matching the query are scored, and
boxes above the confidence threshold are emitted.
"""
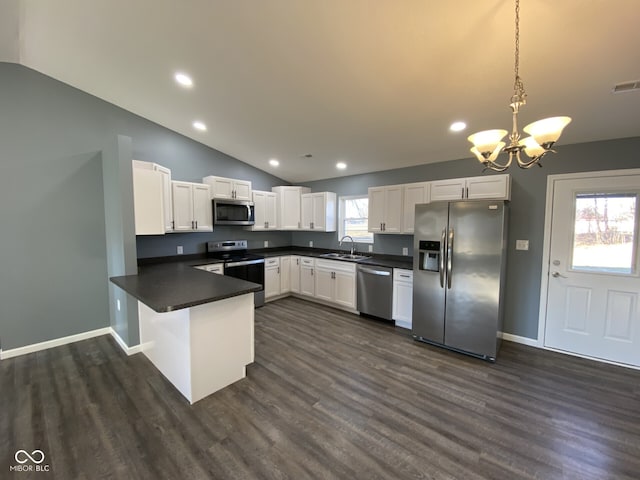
[309,241,313,247]
[402,247,408,256]
[368,244,373,252]
[516,240,529,251]
[116,299,121,311]
[177,245,184,254]
[264,240,269,248]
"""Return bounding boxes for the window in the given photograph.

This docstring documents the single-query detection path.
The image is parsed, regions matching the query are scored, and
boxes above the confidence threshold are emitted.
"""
[338,195,373,243]
[571,192,638,274]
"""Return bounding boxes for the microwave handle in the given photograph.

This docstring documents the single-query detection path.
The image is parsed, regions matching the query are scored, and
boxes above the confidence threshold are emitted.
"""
[247,204,252,220]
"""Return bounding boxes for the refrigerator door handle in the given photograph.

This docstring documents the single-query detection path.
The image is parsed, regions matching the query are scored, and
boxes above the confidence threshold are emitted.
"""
[447,228,454,289]
[439,228,446,288]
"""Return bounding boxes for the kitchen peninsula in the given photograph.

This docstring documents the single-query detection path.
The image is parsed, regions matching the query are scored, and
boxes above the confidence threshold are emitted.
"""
[111,262,261,404]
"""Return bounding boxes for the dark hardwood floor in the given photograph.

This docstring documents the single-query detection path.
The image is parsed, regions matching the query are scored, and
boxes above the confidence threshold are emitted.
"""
[2,296,639,479]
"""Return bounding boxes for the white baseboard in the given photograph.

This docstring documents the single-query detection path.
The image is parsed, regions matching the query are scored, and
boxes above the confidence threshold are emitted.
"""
[0,327,111,360]
[109,328,142,356]
[501,332,539,347]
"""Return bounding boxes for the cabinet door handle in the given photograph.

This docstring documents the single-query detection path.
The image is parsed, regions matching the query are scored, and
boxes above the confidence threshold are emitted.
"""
[191,220,195,229]
[380,223,383,231]
[171,220,174,229]
[277,267,280,274]
[400,274,410,278]
[462,187,464,198]
[296,259,299,265]
[195,220,198,229]
[311,268,314,276]
[383,222,386,231]
[465,187,469,198]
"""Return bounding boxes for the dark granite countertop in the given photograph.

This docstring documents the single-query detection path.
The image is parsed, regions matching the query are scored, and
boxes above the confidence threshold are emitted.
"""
[117,246,412,313]
[110,262,261,313]
[255,247,413,270]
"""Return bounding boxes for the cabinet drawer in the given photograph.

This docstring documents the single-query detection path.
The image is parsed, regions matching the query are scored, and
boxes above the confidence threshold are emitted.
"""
[394,269,413,283]
[265,257,280,267]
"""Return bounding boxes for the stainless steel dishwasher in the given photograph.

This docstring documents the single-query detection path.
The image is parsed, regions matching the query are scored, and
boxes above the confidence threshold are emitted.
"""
[356,264,393,320]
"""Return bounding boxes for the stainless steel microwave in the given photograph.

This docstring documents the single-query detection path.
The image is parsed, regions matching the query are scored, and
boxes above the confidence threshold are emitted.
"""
[213,199,255,226]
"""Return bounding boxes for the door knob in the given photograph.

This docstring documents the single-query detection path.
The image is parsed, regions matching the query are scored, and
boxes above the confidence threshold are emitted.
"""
[551,271,567,278]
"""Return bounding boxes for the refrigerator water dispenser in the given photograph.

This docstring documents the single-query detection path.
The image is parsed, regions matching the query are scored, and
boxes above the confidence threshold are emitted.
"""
[418,240,440,272]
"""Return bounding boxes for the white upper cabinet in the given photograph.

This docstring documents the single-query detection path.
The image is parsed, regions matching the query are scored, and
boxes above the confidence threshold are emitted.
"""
[368,185,403,234]
[202,175,252,200]
[430,178,466,201]
[154,164,173,232]
[402,182,430,234]
[132,160,173,235]
[272,186,311,230]
[465,175,511,200]
[171,181,213,232]
[431,174,511,201]
[301,192,337,232]
[251,191,278,231]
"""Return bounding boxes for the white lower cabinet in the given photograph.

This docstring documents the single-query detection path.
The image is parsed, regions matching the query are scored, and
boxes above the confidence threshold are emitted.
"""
[299,257,315,296]
[290,256,301,293]
[392,269,413,329]
[280,256,291,293]
[314,259,357,310]
[265,257,281,300]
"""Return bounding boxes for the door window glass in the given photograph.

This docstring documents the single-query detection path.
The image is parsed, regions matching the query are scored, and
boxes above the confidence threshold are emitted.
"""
[571,193,638,274]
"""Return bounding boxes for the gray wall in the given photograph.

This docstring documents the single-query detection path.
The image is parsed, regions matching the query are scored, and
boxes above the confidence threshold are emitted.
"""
[294,137,640,339]
[0,62,289,350]
[2,60,638,350]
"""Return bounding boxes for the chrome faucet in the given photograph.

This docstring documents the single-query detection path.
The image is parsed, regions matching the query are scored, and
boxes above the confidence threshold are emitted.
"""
[339,235,356,255]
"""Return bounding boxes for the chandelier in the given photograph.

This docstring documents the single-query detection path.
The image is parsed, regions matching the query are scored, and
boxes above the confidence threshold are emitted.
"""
[467,0,571,172]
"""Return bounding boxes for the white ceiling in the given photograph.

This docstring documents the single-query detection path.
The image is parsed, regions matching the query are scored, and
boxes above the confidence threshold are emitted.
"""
[3,0,640,182]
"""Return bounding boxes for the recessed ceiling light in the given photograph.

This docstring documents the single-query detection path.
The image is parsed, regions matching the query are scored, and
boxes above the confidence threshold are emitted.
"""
[336,162,347,170]
[450,121,467,132]
[269,159,280,167]
[174,72,193,87]
[193,121,207,131]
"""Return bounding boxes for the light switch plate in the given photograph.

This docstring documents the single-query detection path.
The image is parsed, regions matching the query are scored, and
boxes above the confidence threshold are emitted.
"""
[177,245,184,254]
[309,241,313,247]
[516,240,529,251]
[368,244,373,252]
[402,247,408,256]
[264,240,269,248]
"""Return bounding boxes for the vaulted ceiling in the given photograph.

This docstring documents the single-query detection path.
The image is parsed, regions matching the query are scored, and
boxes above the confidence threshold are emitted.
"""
[2,0,640,181]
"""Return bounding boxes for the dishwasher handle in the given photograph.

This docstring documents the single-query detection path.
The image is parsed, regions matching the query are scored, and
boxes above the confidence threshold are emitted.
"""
[358,267,391,276]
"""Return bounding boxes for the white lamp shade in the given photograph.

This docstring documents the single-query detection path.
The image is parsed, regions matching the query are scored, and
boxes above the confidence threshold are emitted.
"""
[467,129,508,154]
[519,136,546,158]
[470,141,505,163]
[523,116,571,145]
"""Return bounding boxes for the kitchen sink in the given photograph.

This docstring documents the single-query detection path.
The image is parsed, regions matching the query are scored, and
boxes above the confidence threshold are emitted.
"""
[320,252,342,258]
[319,252,371,261]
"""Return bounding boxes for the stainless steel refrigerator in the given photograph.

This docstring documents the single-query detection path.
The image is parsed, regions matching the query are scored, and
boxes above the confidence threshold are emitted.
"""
[412,200,508,361]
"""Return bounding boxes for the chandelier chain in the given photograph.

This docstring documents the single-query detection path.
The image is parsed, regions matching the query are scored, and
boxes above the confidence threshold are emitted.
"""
[513,0,525,101]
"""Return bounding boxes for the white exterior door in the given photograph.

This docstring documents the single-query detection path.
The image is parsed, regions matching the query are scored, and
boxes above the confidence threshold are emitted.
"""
[541,170,640,367]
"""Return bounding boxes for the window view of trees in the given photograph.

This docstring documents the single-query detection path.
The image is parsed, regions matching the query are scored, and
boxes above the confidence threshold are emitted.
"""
[342,197,372,243]
[572,193,637,273]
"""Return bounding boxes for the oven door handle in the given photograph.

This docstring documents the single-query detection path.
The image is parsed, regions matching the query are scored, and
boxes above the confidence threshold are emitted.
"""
[225,259,265,268]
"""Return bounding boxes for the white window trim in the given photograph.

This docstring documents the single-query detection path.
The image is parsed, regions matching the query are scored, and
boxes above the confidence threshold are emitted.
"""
[338,194,373,244]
